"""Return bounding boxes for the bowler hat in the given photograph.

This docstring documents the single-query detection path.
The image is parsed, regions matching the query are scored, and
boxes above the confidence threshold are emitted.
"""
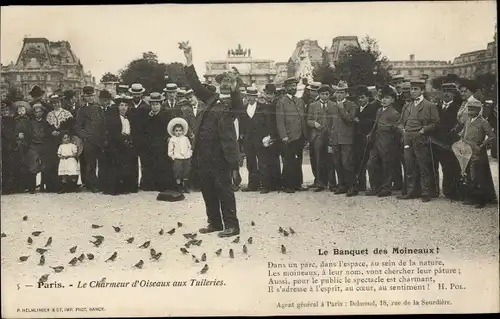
[441,82,458,92]
[167,117,189,137]
[399,82,411,92]
[458,79,479,92]
[49,92,63,100]
[177,89,187,99]
[99,90,112,99]
[185,89,194,96]
[264,83,276,94]
[82,86,95,96]
[163,83,178,93]
[215,72,231,84]
[317,84,332,94]
[284,77,298,86]
[63,89,76,99]
[332,80,349,91]
[246,87,258,96]
[129,83,145,95]
[355,85,371,97]
[380,85,398,99]
[116,84,130,94]
[29,85,45,97]
[206,84,217,93]
[307,82,322,91]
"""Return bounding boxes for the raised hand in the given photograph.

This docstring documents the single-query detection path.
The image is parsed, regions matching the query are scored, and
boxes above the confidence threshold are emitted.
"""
[178,41,193,65]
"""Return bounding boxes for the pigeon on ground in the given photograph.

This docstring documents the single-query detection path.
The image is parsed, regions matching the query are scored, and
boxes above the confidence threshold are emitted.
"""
[152,252,162,261]
[231,236,240,244]
[38,255,45,266]
[38,274,49,284]
[229,249,234,259]
[112,226,121,233]
[78,253,85,262]
[90,239,103,247]
[283,230,289,237]
[69,246,77,253]
[87,253,95,260]
[167,228,176,235]
[159,229,164,235]
[27,237,33,245]
[126,237,134,243]
[23,215,28,221]
[105,252,117,262]
[243,245,248,254]
[134,260,144,269]
[247,237,253,244]
[200,264,209,274]
[177,222,183,227]
[51,266,64,273]
[180,247,189,254]
[251,221,255,226]
[201,253,206,262]
[150,249,156,259]
[69,257,78,266]
[92,235,104,241]
[281,245,287,254]
[1,233,6,238]
[278,227,284,234]
[138,241,150,249]
[215,249,222,257]
[19,256,29,262]
[91,224,102,229]
[32,231,43,237]
[45,237,52,247]
[36,248,48,255]
[289,227,296,235]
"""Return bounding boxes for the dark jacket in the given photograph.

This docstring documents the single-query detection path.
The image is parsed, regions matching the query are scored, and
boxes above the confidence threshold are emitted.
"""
[398,98,440,134]
[74,103,105,146]
[184,65,242,171]
[433,99,460,146]
[239,102,273,145]
[355,101,380,137]
[370,105,400,151]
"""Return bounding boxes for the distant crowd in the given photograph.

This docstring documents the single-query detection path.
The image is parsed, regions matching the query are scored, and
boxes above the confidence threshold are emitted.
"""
[1,74,498,209]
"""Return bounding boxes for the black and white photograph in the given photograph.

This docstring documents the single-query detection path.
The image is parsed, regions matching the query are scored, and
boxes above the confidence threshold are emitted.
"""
[1,2,498,317]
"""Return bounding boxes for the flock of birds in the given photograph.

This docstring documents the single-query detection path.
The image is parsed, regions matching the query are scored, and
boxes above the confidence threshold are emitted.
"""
[0,216,297,285]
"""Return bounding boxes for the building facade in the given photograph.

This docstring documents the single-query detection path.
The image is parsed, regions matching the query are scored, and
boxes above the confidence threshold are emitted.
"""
[1,37,95,99]
[286,39,325,79]
[204,44,277,91]
[450,36,497,78]
[327,36,361,64]
[388,54,452,81]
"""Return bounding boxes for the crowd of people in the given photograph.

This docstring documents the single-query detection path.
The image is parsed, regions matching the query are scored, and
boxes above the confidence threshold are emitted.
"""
[1,60,498,210]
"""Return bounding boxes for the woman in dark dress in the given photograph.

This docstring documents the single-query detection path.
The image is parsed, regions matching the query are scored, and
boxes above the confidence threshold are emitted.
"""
[102,94,139,195]
[138,92,175,191]
[45,93,76,192]
[1,102,17,194]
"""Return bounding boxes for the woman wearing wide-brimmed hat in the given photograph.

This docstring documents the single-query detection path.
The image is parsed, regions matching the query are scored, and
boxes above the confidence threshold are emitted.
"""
[137,92,176,191]
[101,94,139,195]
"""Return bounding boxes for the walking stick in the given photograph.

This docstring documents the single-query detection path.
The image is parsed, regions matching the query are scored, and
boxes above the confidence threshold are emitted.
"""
[355,137,371,186]
[428,137,440,199]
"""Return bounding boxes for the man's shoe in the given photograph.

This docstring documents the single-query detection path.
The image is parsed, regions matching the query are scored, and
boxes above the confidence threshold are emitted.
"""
[283,188,295,194]
[346,190,358,197]
[421,196,431,203]
[314,186,326,192]
[218,228,240,238]
[475,203,486,208]
[334,188,347,195]
[397,194,415,200]
[365,189,379,196]
[329,187,338,193]
[260,188,270,194]
[295,186,308,191]
[199,225,223,234]
[377,190,392,197]
[462,200,475,206]
[242,187,259,192]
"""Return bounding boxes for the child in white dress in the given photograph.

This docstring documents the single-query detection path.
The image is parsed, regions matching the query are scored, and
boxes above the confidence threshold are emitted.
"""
[57,133,80,193]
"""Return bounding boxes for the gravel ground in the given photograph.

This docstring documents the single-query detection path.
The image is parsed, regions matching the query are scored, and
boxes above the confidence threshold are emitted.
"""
[1,160,498,316]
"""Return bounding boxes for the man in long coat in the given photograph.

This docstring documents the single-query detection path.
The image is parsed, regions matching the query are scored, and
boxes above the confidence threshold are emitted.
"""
[180,41,242,238]
[397,80,440,202]
[276,77,308,193]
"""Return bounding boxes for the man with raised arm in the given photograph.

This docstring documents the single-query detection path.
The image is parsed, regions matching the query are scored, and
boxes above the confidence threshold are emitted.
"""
[179,41,243,238]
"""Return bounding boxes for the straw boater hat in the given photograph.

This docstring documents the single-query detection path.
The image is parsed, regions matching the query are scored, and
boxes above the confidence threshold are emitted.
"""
[465,99,483,109]
[129,83,145,95]
[114,93,133,104]
[332,80,349,91]
[176,89,187,99]
[307,82,322,91]
[148,92,164,102]
[49,92,64,100]
[167,117,189,137]
[410,79,426,89]
[283,77,298,86]
[164,83,178,93]
[14,101,32,114]
[246,87,258,96]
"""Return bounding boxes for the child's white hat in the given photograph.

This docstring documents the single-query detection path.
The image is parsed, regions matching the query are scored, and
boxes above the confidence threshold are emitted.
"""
[167,117,189,137]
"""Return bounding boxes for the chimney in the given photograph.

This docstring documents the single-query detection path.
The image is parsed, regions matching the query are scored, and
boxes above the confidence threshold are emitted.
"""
[410,54,415,61]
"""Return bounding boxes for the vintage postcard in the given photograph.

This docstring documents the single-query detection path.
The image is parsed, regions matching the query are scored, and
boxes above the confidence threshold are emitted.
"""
[0,2,498,317]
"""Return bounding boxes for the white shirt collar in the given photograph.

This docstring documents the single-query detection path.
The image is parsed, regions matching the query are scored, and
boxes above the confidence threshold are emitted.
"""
[247,102,257,118]
[339,98,347,103]
[359,102,368,112]
[287,94,294,100]
[471,114,481,123]
[219,94,231,99]
[414,95,424,104]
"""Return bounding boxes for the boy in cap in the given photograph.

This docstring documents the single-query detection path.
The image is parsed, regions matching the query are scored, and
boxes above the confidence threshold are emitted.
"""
[276,77,308,193]
[454,100,496,208]
[366,86,401,197]
[397,80,440,202]
[329,81,358,196]
[307,84,336,192]
[180,41,243,237]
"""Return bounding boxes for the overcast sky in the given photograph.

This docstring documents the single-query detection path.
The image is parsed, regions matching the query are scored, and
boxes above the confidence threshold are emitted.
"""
[1,2,497,81]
